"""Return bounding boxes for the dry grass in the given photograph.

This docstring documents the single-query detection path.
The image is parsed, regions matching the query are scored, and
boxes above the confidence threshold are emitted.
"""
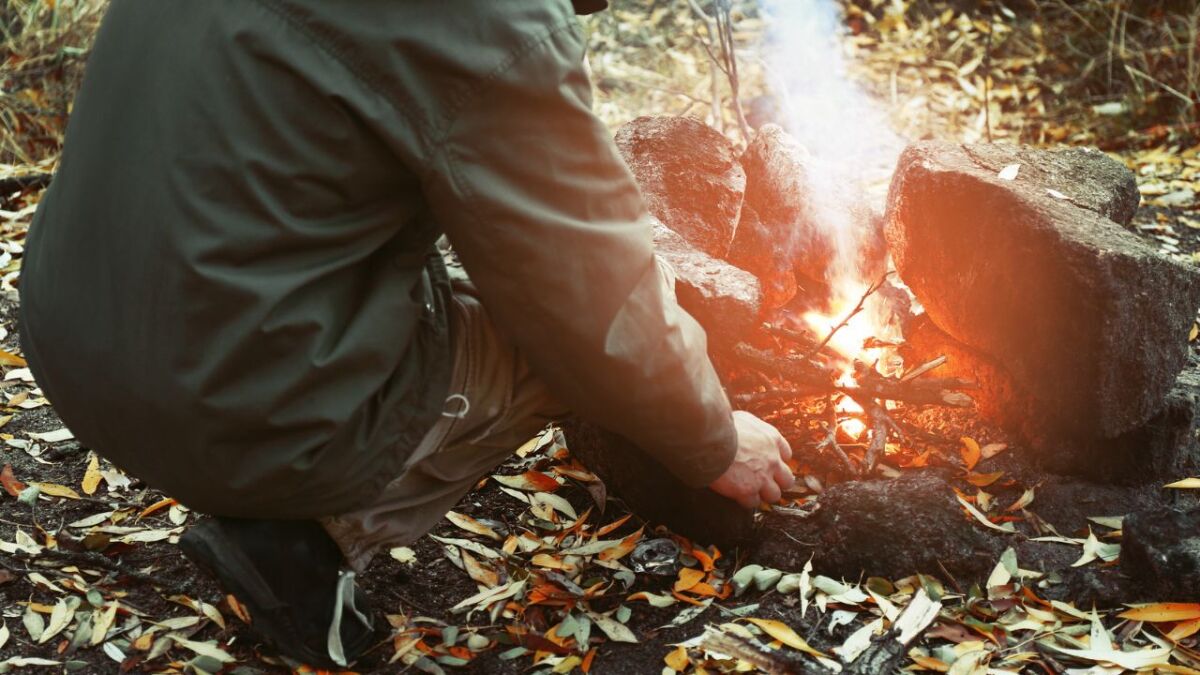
[844,0,1199,147]
[0,0,107,165]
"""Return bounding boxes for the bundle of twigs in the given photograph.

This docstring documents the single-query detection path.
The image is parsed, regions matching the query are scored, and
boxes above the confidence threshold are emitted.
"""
[726,275,976,477]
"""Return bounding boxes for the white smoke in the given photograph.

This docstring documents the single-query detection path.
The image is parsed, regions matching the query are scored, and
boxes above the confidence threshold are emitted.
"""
[758,0,905,287]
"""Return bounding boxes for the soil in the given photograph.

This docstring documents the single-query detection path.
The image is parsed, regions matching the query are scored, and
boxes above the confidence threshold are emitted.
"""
[0,199,1197,674]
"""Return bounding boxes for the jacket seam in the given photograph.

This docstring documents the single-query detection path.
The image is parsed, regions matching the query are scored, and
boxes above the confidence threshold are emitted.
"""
[249,0,430,142]
[429,16,580,204]
[250,0,578,161]
[430,14,580,149]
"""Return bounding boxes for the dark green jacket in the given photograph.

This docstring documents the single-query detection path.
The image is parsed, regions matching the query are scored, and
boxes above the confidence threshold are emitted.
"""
[19,0,735,518]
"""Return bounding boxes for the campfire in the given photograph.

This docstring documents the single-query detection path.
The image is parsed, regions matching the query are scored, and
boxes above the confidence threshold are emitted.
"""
[564,112,1200,598]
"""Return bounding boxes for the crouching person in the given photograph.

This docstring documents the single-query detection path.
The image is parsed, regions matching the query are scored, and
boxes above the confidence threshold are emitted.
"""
[18,0,793,667]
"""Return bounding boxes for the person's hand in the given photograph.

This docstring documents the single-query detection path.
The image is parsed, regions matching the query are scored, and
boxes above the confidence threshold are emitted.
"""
[709,411,795,509]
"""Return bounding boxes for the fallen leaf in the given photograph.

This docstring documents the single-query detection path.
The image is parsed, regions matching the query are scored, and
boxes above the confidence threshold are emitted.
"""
[390,546,417,565]
[90,603,119,645]
[664,645,689,671]
[171,637,235,663]
[1164,477,1200,489]
[0,349,26,367]
[137,497,177,520]
[597,526,643,562]
[1118,603,1200,623]
[674,568,706,593]
[960,437,981,471]
[628,592,677,608]
[29,482,81,500]
[744,617,829,659]
[956,494,1016,533]
[998,163,1021,180]
[446,511,501,541]
[461,549,501,588]
[584,608,638,643]
[28,428,73,443]
[966,471,1004,487]
[0,464,25,497]
[493,471,559,492]
[81,453,102,495]
[1167,617,1200,641]
[1006,488,1036,512]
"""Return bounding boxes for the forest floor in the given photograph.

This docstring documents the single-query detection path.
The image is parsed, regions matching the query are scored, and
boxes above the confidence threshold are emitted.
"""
[2,2,1200,674]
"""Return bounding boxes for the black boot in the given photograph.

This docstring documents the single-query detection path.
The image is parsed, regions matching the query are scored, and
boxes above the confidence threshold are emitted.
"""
[178,517,377,668]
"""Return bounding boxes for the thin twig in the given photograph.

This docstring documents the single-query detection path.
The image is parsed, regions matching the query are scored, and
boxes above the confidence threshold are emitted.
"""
[803,272,892,361]
[815,396,857,475]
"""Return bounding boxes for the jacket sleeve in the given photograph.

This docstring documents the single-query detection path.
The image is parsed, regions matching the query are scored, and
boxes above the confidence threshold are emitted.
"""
[421,16,736,487]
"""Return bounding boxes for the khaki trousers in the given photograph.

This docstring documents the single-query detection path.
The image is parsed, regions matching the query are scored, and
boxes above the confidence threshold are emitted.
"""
[322,259,677,572]
[322,269,569,571]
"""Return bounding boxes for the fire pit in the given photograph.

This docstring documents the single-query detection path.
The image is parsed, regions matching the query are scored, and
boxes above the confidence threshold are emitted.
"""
[564,116,1200,601]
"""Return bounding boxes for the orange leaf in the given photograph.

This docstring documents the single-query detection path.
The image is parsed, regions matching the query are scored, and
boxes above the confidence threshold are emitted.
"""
[966,471,1004,487]
[693,547,716,572]
[1168,618,1200,642]
[674,567,705,593]
[597,526,643,562]
[664,645,689,671]
[596,514,632,538]
[1,463,25,497]
[493,470,559,492]
[960,437,981,471]
[226,594,253,624]
[581,647,597,673]
[0,349,26,367]
[1118,603,1200,622]
[689,582,721,597]
[671,590,709,607]
[910,654,950,671]
[137,497,178,520]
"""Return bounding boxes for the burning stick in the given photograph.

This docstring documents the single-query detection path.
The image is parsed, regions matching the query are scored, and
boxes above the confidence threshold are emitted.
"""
[732,344,975,409]
[803,272,892,361]
[815,395,858,475]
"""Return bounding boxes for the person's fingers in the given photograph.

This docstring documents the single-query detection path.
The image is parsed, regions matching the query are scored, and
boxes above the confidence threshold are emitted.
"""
[775,434,793,462]
[773,461,796,490]
[759,479,782,505]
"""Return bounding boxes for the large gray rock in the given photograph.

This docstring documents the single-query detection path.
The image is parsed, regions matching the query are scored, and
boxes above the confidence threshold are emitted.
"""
[886,141,1200,439]
[739,124,886,290]
[903,315,1200,482]
[727,204,797,310]
[756,471,1004,581]
[1122,506,1200,600]
[654,221,762,350]
[615,116,745,259]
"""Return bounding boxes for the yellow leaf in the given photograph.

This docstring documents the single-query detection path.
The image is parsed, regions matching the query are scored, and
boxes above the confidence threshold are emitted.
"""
[1191,323,1199,342]
[445,511,501,541]
[81,453,102,496]
[1164,477,1200,489]
[966,471,1004,487]
[911,654,951,671]
[30,482,81,500]
[1118,603,1200,622]
[960,437,981,471]
[1167,617,1200,642]
[460,549,500,588]
[664,645,689,671]
[744,618,828,659]
[0,349,26,367]
[673,568,705,593]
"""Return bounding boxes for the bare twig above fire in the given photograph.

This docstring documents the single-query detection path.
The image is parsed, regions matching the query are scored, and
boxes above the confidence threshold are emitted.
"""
[803,272,893,361]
